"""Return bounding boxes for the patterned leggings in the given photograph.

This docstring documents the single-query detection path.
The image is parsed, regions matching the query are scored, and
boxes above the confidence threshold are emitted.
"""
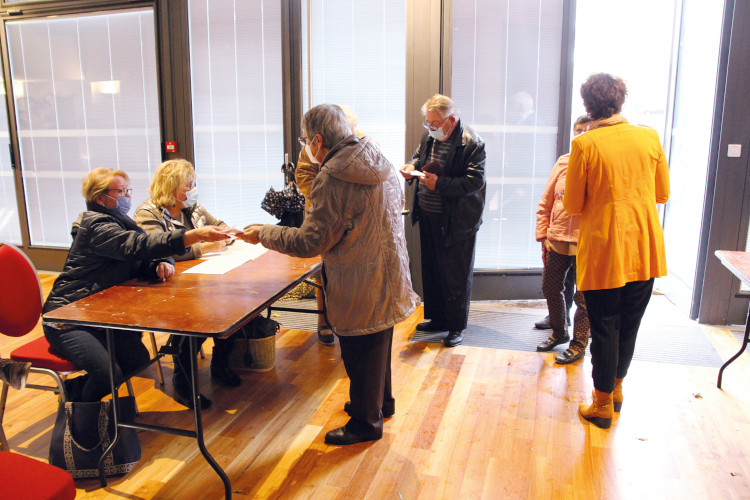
[541,247,590,352]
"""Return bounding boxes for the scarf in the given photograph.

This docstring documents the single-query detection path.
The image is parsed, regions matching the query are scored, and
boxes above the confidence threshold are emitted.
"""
[86,200,144,233]
[586,113,628,131]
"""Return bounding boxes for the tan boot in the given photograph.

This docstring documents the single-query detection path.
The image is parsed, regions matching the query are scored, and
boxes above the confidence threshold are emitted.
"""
[613,378,624,412]
[579,389,614,429]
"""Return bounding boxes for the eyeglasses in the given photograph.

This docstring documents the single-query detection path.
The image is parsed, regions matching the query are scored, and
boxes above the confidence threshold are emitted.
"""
[422,116,450,131]
[108,188,132,196]
[298,135,318,147]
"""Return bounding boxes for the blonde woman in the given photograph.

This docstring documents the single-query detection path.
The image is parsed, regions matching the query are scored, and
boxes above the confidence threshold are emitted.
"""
[43,167,229,403]
[135,160,241,409]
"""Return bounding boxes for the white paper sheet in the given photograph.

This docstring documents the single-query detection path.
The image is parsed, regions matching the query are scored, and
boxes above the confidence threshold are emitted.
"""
[183,239,268,275]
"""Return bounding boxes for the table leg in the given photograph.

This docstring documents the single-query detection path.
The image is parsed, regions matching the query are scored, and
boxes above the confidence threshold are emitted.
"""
[718,302,750,388]
[98,329,120,487]
[189,336,232,499]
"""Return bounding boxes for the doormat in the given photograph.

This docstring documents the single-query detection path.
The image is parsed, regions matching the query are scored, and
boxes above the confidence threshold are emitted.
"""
[412,309,724,368]
[268,299,319,332]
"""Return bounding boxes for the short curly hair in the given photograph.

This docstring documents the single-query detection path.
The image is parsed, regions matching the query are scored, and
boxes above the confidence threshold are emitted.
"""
[81,167,129,203]
[580,73,627,120]
[149,159,195,209]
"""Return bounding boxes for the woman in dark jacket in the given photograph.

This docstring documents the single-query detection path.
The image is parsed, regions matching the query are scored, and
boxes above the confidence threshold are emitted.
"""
[42,167,230,403]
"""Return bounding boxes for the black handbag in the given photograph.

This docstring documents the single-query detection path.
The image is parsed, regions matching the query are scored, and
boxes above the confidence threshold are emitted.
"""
[261,183,305,221]
[49,396,141,479]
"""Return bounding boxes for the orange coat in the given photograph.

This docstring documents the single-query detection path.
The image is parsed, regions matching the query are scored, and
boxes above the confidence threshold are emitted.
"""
[562,118,670,291]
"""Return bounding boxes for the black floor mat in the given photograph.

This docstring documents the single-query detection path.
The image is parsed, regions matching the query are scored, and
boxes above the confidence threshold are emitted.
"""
[413,308,724,368]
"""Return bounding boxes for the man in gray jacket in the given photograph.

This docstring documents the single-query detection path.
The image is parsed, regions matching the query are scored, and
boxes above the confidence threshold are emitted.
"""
[241,104,415,445]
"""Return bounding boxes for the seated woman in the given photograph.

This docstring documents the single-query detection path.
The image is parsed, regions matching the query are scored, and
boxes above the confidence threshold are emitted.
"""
[134,159,242,407]
[42,167,230,406]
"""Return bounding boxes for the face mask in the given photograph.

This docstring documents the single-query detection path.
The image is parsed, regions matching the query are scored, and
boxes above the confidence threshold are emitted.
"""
[305,143,320,165]
[183,186,199,207]
[428,127,447,141]
[105,194,131,216]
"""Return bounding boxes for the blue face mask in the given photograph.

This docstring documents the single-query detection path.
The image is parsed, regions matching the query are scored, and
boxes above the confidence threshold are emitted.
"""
[105,194,131,216]
[183,186,199,207]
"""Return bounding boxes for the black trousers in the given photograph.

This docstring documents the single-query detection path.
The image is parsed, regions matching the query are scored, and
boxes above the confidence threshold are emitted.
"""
[419,213,476,331]
[337,327,393,437]
[172,334,235,385]
[583,279,654,393]
[44,325,149,402]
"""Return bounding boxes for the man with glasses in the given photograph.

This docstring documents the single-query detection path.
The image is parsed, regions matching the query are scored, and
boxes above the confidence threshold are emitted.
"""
[400,94,486,347]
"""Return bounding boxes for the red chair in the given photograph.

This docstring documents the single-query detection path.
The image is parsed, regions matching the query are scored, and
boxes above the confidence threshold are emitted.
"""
[0,241,135,451]
[0,450,76,500]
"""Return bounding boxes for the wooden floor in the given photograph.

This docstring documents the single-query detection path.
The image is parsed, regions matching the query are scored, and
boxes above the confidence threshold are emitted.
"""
[2,274,750,499]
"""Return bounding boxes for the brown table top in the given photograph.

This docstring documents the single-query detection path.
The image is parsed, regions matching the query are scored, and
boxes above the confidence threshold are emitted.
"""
[43,250,321,338]
[715,250,750,288]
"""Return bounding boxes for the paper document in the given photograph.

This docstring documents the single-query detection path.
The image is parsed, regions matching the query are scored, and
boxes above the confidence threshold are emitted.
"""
[183,240,268,275]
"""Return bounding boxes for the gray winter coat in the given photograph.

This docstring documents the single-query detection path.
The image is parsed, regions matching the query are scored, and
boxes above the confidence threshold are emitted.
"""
[259,135,416,336]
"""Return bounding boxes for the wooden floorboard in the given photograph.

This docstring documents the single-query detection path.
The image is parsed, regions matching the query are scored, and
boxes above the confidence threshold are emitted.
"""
[1,273,749,498]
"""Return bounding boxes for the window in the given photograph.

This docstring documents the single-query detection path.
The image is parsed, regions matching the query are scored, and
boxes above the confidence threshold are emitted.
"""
[664,0,724,298]
[0,73,21,244]
[571,0,678,140]
[189,0,284,227]
[451,0,565,270]
[6,9,161,247]
[303,0,406,169]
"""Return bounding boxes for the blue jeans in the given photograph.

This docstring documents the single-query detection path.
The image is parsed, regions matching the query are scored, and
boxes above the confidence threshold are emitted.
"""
[44,325,150,402]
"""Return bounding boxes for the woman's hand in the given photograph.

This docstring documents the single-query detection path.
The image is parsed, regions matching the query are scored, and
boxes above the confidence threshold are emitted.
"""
[156,261,175,282]
[238,224,263,245]
[183,226,232,247]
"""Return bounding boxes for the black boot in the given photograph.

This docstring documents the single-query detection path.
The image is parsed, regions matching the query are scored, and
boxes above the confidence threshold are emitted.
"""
[172,374,212,410]
[210,338,242,387]
[443,330,464,347]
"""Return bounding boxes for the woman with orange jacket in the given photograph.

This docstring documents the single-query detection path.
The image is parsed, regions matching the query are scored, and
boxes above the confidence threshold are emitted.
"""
[563,73,670,429]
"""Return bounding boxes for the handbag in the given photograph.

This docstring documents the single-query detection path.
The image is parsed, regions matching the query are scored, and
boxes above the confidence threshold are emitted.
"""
[228,316,281,372]
[261,183,305,220]
[49,396,141,479]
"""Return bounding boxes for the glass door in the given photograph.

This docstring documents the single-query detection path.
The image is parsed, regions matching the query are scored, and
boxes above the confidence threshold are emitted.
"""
[5,8,162,248]
[0,71,21,244]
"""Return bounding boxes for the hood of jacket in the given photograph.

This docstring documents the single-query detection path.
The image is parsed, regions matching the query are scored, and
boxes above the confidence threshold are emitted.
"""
[321,135,391,186]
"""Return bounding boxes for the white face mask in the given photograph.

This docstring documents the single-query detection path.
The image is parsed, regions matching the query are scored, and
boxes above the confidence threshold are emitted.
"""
[183,186,199,207]
[305,142,320,165]
[428,126,447,141]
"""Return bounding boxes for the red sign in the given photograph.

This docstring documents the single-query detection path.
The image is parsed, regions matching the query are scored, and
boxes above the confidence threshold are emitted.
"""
[165,141,177,153]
